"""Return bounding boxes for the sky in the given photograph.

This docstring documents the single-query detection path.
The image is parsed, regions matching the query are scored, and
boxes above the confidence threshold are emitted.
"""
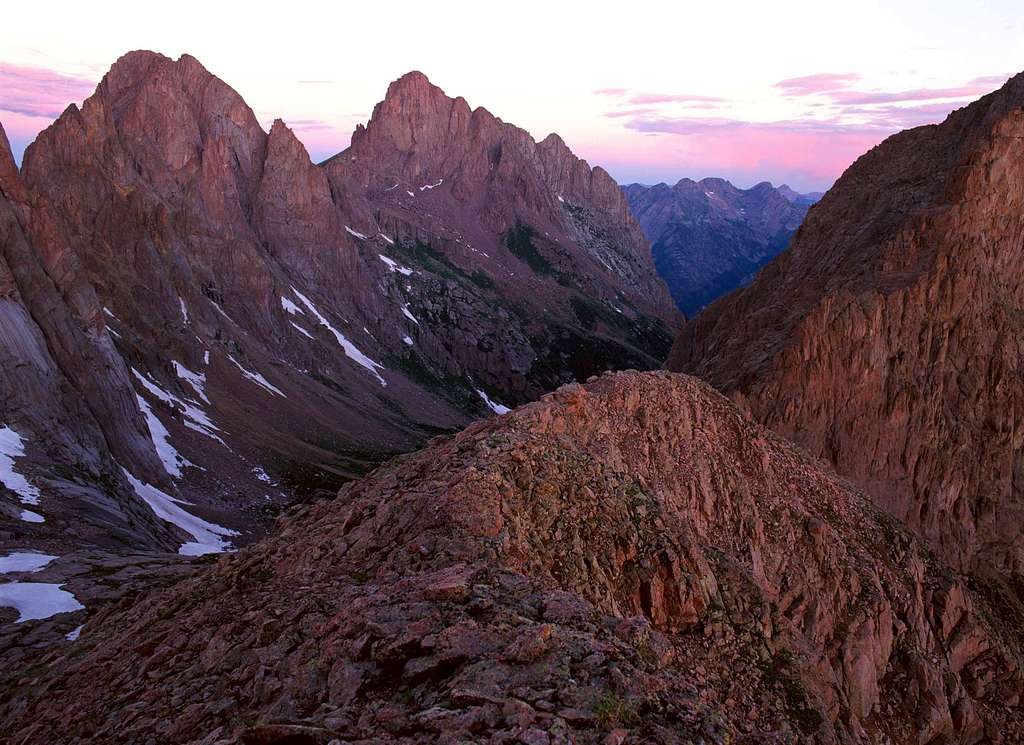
[2,1,1021,192]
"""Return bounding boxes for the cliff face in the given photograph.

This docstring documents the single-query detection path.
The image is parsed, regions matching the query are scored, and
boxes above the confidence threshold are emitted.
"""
[0,122,177,550]
[17,54,679,549]
[668,73,1024,579]
[625,179,811,316]
[3,372,1020,744]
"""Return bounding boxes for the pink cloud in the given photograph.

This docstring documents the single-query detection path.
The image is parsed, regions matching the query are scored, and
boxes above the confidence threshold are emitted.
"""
[600,113,900,190]
[604,107,658,119]
[627,92,725,105]
[841,101,968,128]
[830,83,1001,105]
[621,115,886,137]
[282,119,338,132]
[777,72,1010,105]
[0,62,96,119]
[595,88,726,107]
[594,72,999,190]
[775,73,861,96]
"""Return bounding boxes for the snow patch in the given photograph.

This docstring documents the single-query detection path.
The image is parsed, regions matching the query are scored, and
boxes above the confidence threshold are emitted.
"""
[401,305,419,325]
[419,178,443,191]
[228,356,286,398]
[475,389,511,415]
[290,321,314,339]
[379,255,414,276]
[211,302,236,326]
[0,552,57,574]
[19,509,44,523]
[0,426,41,505]
[402,335,414,346]
[178,297,189,323]
[136,395,188,478]
[291,287,387,386]
[378,233,395,245]
[135,369,224,448]
[172,361,209,404]
[66,624,83,641]
[281,296,304,316]
[122,468,237,556]
[345,226,367,240]
[106,325,121,339]
[0,582,84,623]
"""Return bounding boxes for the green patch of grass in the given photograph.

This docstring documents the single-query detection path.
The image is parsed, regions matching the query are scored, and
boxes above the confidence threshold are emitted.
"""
[504,222,554,275]
[470,269,496,289]
[756,650,824,735]
[383,351,479,412]
[595,693,638,729]
[392,239,468,283]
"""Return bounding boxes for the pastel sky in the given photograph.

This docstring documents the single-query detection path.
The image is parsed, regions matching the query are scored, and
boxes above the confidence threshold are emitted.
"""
[2,0,1021,191]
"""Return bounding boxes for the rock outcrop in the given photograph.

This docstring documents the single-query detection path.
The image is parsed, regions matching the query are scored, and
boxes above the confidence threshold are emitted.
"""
[668,73,1024,580]
[625,179,811,315]
[15,53,679,553]
[2,372,1020,744]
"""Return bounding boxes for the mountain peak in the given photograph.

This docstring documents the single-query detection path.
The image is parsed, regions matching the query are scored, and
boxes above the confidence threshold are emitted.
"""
[391,69,432,87]
[383,69,447,105]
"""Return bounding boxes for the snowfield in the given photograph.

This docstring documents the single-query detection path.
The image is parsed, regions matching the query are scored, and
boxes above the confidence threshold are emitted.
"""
[122,468,238,556]
[136,394,189,478]
[0,552,57,574]
[0,582,84,623]
[227,356,286,398]
[291,287,387,386]
[0,426,42,505]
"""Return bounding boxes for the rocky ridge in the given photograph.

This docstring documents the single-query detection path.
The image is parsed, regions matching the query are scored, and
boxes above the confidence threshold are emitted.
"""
[1,372,1020,744]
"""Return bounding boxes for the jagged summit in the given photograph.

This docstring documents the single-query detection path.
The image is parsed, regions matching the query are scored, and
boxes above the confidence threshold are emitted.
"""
[5,51,679,561]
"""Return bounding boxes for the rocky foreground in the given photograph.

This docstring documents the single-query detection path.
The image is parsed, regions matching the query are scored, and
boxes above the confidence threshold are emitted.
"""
[2,372,1020,744]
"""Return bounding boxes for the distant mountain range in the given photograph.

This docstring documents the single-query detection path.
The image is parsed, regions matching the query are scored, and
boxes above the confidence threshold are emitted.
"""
[624,179,819,316]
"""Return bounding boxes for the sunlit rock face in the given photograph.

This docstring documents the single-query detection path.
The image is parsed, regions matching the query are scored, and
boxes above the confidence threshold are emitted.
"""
[669,72,1024,580]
